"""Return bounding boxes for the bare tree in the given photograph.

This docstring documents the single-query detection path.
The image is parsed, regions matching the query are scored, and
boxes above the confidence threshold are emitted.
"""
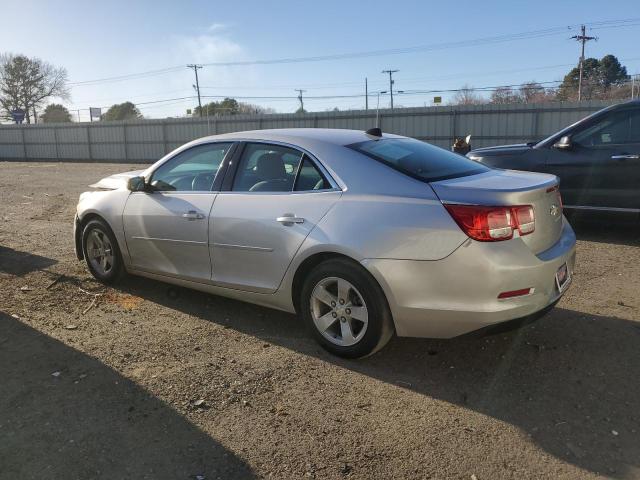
[489,82,556,105]
[450,85,486,105]
[490,86,521,104]
[0,53,69,123]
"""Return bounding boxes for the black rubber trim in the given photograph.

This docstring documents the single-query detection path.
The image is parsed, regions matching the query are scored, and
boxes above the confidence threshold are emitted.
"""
[220,141,246,192]
[460,299,560,338]
[74,214,83,260]
[211,142,239,192]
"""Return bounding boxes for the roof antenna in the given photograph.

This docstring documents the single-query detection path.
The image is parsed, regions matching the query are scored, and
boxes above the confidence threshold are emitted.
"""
[366,127,382,138]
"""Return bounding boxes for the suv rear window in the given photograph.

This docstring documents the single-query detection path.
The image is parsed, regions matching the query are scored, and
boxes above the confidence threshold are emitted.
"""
[348,138,489,182]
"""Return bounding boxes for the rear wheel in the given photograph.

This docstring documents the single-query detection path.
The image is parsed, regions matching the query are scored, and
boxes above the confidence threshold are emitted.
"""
[300,258,394,358]
[82,219,123,284]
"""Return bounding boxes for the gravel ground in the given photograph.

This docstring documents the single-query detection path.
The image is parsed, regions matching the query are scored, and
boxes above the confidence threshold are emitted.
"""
[1,161,639,480]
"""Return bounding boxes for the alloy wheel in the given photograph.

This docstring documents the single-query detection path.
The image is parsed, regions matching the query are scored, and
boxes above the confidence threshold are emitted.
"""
[86,228,115,276]
[310,276,369,346]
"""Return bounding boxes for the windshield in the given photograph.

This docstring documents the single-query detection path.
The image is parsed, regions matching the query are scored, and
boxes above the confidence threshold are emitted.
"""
[348,138,489,183]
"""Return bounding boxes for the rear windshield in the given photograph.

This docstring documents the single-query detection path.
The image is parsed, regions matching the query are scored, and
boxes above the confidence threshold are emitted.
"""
[348,138,489,182]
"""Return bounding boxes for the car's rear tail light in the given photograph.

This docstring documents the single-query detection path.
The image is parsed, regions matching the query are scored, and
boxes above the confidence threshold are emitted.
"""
[547,185,563,212]
[444,204,536,242]
[513,205,535,235]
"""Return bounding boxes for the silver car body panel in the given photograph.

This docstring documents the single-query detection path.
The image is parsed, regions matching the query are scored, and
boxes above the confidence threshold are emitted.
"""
[123,191,217,282]
[430,169,563,255]
[76,128,577,338]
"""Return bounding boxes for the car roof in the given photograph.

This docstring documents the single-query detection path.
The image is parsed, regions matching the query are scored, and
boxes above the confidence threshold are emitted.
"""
[192,128,405,149]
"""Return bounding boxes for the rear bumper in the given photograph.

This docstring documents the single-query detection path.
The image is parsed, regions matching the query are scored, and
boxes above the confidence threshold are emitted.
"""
[363,217,576,338]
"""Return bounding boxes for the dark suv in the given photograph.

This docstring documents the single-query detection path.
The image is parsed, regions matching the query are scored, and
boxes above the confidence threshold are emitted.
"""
[467,100,640,212]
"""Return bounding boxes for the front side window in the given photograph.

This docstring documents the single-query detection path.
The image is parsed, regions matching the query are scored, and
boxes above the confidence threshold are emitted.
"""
[232,143,303,192]
[150,142,232,191]
[348,138,489,183]
[573,110,640,146]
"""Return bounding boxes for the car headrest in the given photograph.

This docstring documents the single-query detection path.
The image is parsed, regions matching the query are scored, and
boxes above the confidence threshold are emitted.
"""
[255,153,285,180]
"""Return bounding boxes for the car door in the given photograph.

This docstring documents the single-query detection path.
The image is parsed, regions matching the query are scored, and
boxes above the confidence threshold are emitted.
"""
[123,142,234,281]
[545,107,640,210]
[210,142,341,293]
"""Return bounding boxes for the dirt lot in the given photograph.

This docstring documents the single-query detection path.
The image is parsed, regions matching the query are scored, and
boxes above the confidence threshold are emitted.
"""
[1,161,639,480]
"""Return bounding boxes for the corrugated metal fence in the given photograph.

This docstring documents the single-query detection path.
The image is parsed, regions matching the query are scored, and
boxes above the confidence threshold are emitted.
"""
[0,100,614,163]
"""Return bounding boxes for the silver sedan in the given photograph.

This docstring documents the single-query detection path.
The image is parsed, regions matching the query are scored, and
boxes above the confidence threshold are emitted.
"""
[74,128,576,358]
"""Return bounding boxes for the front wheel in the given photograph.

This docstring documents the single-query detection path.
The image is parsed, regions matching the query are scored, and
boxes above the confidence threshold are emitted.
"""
[300,258,394,358]
[82,219,124,284]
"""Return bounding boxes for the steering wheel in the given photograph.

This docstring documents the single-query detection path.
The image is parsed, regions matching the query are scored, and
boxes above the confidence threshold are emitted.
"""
[192,172,215,191]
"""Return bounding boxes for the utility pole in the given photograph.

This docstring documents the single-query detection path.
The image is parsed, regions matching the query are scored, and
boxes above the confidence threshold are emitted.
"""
[571,25,596,101]
[187,64,203,116]
[365,78,368,111]
[376,91,387,127]
[295,89,306,113]
[382,69,399,110]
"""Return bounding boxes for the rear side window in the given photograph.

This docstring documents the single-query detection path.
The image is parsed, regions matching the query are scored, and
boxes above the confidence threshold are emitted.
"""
[232,143,303,192]
[294,156,331,191]
[348,138,489,183]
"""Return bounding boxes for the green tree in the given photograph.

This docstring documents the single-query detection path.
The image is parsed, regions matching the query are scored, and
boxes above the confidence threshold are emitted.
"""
[41,103,72,123]
[599,54,628,87]
[194,98,239,116]
[557,54,629,101]
[194,98,275,116]
[102,102,142,121]
[0,53,69,123]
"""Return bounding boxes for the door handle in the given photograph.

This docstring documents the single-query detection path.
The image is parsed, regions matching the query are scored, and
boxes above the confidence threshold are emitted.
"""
[182,210,205,220]
[611,154,640,160]
[276,215,305,225]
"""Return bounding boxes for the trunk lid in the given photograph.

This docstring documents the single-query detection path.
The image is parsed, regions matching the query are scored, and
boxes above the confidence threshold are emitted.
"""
[430,169,563,254]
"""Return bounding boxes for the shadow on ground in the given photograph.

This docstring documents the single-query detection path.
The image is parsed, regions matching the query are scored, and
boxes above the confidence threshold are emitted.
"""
[0,246,58,276]
[110,217,640,478]
[0,312,255,480]
[568,211,639,247]
[117,272,640,477]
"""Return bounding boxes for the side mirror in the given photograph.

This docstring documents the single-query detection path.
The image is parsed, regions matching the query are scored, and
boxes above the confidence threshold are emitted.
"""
[554,135,573,150]
[127,176,147,192]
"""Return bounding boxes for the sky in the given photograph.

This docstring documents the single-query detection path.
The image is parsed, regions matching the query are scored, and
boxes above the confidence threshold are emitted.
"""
[1,0,639,121]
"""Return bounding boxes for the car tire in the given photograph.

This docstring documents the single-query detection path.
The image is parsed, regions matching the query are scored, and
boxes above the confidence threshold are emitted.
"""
[300,258,394,358]
[82,218,124,284]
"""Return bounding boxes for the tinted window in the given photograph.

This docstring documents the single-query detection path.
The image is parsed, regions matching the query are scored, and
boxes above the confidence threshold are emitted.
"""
[232,143,303,192]
[348,138,489,182]
[150,143,232,191]
[573,110,640,146]
[294,156,331,191]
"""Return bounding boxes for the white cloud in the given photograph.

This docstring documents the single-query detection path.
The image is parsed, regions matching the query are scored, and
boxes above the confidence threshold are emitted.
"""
[207,22,229,33]
[173,33,244,65]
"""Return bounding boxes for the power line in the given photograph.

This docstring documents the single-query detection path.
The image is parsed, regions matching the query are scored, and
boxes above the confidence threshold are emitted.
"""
[62,75,637,119]
[66,18,640,87]
[68,66,184,86]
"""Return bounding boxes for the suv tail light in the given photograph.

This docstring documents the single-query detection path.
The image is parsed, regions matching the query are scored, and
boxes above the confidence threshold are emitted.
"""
[444,204,536,242]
